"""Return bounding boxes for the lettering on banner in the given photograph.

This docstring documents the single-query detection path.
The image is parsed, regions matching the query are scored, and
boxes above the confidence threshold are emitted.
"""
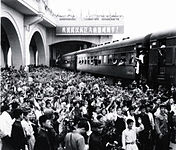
[84,27,88,33]
[80,27,84,33]
[75,27,79,33]
[102,27,106,33]
[66,27,70,33]
[71,27,74,33]
[111,27,115,33]
[57,25,124,35]
[93,27,97,33]
[98,27,101,33]
[62,27,66,33]
[107,27,111,33]
[88,27,93,33]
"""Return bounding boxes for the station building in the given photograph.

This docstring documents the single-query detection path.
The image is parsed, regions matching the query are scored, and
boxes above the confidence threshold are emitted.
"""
[1,0,123,68]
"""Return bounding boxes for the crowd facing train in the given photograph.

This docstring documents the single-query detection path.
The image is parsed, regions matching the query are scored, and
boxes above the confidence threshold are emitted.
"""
[58,29,176,87]
[0,65,176,150]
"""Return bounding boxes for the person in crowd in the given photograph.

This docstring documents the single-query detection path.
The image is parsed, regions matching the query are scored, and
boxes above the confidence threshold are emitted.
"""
[0,105,14,150]
[21,107,35,150]
[34,114,58,150]
[115,106,126,147]
[137,105,152,150]
[11,108,27,150]
[122,118,144,150]
[146,104,155,150]
[89,121,105,150]
[170,108,176,149]
[64,120,89,150]
[155,104,169,150]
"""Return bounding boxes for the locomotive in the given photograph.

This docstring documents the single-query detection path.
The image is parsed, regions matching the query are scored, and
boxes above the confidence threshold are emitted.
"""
[59,29,176,87]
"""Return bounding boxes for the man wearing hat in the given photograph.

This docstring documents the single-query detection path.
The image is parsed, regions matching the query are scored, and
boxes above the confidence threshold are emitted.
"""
[155,104,169,150]
[137,105,151,150]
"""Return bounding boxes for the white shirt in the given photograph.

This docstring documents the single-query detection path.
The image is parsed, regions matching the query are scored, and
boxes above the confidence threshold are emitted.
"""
[122,124,144,150]
[147,112,155,130]
[21,119,34,137]
[0,111,14,137]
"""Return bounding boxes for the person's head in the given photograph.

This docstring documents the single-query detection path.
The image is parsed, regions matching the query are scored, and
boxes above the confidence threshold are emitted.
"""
[91,121,104,134]
[116,107,122,115]
[39,115,52,129]
[101,108,107,115]
[22,107,31,120]
[11,102,19,110]
[77,120,89,134]
[1,105,11,113]
[169,97,174,104]
[140,105,146,114]
[95,106,101,114]
[129,106,135,116]
[97,114,103,122]
[13,108,23,120]
[160,104,166,114]
[127,119,134,129]
[146,104,152,112]
[45,100,51,108]
[156,98,161,104]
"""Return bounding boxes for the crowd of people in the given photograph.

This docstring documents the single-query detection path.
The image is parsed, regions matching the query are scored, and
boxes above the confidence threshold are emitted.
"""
[0,65,176,150]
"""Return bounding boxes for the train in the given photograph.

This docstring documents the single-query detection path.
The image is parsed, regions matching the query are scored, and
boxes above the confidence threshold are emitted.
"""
[58,29,176,87]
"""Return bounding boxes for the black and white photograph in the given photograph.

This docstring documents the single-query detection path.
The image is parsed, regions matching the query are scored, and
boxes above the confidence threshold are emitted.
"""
[0,0,176,150]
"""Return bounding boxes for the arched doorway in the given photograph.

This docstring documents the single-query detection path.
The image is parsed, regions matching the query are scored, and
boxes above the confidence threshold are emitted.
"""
[49,40,95,66]
[29,31,45,65]
[1,17,23,68]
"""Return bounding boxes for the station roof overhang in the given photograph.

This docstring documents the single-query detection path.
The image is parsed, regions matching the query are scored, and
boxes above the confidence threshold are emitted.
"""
[2,0,56,28]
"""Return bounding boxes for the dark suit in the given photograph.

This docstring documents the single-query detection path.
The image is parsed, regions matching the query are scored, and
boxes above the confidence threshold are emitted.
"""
[115,116,126,146]
[89,132,106,150]
[34,128,52,150]
[138,113,151,150]
[11,120,26,150]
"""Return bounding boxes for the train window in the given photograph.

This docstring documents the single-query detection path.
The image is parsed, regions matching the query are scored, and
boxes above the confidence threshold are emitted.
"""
[108,55,113,64]
[84,57,87,64]
[128,53,135,65]
[103,55,108,64]
[94,56,98,65]
[118,53,127,65]
[159,39,166,47]
[98,56,103,64]
[112,54,119,65]
[91,56,94,65]
[166,38,176,46]
[78,57,81,64]
[87,57,90,64]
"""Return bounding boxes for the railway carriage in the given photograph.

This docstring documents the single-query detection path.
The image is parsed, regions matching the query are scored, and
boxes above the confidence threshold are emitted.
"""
[148,29,176,85]
[60,29,176,86]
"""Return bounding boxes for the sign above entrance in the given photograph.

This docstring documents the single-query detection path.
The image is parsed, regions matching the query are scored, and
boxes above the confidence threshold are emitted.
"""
[56,26,124,35]
[56,12,124,35]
